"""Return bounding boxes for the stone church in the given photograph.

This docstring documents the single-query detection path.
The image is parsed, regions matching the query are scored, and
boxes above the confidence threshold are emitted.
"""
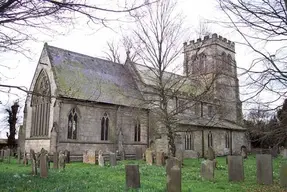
[23,33,247,158]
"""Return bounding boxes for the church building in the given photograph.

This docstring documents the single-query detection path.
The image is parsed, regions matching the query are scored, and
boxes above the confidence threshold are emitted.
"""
[23,33,247,158]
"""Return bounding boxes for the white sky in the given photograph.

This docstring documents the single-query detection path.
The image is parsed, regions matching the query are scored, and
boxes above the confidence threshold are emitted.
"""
[0,0,281,138]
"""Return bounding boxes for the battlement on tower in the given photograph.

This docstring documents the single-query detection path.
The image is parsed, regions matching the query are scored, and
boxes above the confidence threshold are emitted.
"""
[183,33,235,52]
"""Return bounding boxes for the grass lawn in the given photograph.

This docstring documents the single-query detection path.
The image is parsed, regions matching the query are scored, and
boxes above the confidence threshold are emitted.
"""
[0,156,286,192]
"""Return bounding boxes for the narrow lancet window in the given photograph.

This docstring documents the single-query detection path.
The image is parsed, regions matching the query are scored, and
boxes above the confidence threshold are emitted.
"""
[68,108,78,140]
[101,113,109,141]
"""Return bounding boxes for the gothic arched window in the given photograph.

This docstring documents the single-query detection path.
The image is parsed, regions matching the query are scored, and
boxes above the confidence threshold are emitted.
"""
[67,108,78,140]
[101,113,109,141]
[225,132,230,148]
[31,70,51,137]
[134,119,141,142]
[208,131,213,147]
[185,132,194,150]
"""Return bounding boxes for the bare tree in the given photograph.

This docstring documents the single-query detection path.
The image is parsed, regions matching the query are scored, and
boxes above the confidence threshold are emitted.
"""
[217,0,287,106]
[0,0,150,53]
[126,0,221,157]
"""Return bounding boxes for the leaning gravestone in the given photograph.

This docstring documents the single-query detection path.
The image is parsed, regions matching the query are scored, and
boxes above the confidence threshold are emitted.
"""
[30,149,37,176]
[167,164,181,192]
[280,163,287,189]
[256,154,273,185]
[39,148,48,178]
[126,164,140,190]
[53,151,59,169]
[241,145,248,159]
[109,153,116,167]
[58,151,66,170]
[64,150,70,163]
[206,147,215,160]
[270,146,278,158]
[166,157,181,176]
[135,147,142,160]
[98,150,104,167]
[201,160,214,181]
[145,148,153,165]
[228,156,244,182]
[156,152,165,166]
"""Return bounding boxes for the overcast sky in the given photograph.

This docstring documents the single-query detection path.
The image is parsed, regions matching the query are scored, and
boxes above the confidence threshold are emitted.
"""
[0,0,276,138]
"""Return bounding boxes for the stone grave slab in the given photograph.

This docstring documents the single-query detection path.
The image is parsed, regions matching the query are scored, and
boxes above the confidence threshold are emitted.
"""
[167,164,181,192]
[125,165,140,190]
[228,155,244,182]
[201,160,214,181]
[256,154,273,185]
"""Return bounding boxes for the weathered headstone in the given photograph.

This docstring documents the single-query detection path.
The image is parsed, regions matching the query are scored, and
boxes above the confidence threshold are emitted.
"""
[53,151,59,169]
[167,164,181,192]
[0,149,4,162]
[23,152,28,165]
[156,152,165,166]
[256,154,273,185]
[109,153,116,167]
[17,148,21,164]
[282,149,287,159]
[83,150,96,164]
[270,146,278,158]
[166,157,181,176]
[64,150,70,163]
[98,150,104,167]
[201,160,214,181]
[145,148,153,165]
[39,148,48,178]
[3,149,11,163]
[241,145,248,159]
[30,149,37,176]
[206,147,215,160]
[125,165,140,190]
[135,147,142,160]
[280,163,287,189]
[228,156,244,182]
[58,151,66,170]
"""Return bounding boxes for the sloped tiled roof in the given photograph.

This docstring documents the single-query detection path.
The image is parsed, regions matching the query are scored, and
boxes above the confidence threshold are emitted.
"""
[46,45,144,107]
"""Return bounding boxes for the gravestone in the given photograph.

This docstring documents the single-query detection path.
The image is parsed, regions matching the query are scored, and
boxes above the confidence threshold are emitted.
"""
[206,147,215,160]
[30,149,37,176]
[53,151,59,169]
[166,157,181,176]
[4,149,11,163]
[83,150,96,164]
[156,152,165,166]
[109,153,116,167]
[64,150,70,163]
[256,154,273,185]
[201,160,214,181]
[135,147,142,160]
[125,164,140,190]
[241,145,248,159]
[17,148,21,164]
[280,163,287,188]
[270,146,278,158]
[58,151,66,170]
[98,150,104,167]
[145,148,153,165]
[23,152,28,165]
[36,152,41,168]
[282,149,287,159]
[228,156,244,182]
[39,148,48,178]
[167,164,181,192]
[0,149,4,162]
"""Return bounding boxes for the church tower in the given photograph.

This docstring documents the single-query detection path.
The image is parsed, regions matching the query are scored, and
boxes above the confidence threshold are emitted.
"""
[183,33,243,124]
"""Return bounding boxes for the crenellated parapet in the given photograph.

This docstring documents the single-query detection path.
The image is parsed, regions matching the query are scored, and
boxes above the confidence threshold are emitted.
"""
[183,33,235,52]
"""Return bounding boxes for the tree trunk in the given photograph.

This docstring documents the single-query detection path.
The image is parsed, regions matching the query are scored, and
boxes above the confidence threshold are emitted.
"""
[7,102,19,149]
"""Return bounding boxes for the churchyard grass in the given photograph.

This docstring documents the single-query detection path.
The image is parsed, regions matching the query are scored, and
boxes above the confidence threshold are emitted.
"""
[0,156,285,192]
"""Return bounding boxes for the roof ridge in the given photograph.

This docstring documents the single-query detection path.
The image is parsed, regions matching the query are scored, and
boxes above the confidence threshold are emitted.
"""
[46,44,123,66]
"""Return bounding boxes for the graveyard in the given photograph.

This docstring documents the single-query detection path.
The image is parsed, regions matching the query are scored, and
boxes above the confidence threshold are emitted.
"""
[0,155,286,192]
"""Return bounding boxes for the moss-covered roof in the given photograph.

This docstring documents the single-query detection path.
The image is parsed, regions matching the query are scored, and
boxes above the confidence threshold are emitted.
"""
[46,45,144,107]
